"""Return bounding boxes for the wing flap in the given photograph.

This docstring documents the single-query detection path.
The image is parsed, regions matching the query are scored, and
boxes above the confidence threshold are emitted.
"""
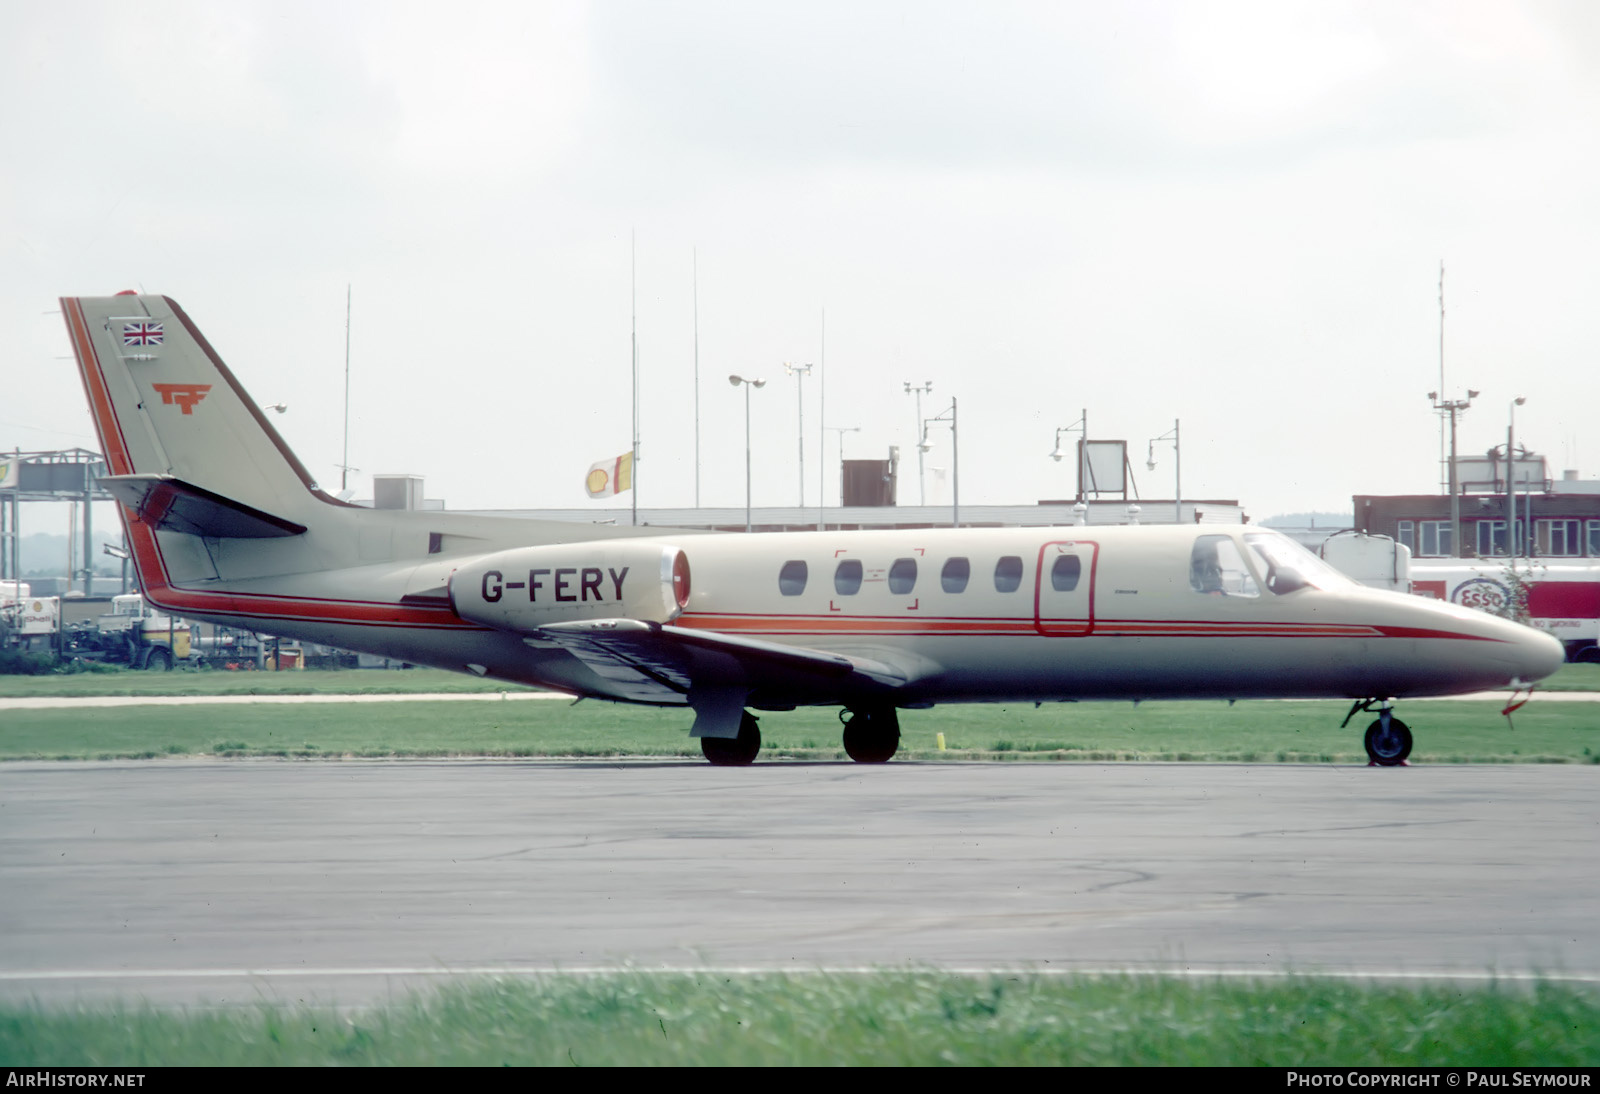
[532,618,909,703]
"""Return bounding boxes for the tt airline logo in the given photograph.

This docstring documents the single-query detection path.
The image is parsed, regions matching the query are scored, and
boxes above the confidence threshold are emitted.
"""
[150,383,212,415]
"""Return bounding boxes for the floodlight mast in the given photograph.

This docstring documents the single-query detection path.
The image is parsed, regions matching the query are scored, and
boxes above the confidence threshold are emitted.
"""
[919,398,959,528]
[730,375,766,533]
[783,362,814,506]
[1050,410,1088,505]
[903,381,933,505]
[1429,389,1479,558]
[1508,396,1527,558]
[1146,418,1180,524]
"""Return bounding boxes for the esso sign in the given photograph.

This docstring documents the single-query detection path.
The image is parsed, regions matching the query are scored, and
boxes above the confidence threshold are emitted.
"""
[1451,577,1511,613]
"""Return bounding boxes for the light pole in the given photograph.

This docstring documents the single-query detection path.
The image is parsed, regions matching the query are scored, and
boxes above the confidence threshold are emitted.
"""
[1507,395,1526,557]
[1050,410,1088,505]
[784,362,813,506]
[729,374,766,533]
[1145,419,1181,524]
[824,425,860,511]
[1429,389,1477,557]
[919,398,959,528]
[903,381,933,505]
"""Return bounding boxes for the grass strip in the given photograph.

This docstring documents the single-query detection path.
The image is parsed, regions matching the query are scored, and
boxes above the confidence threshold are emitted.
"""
[2,698,1596,763]
[3,663,1597,700]
[3,971,1595,1067]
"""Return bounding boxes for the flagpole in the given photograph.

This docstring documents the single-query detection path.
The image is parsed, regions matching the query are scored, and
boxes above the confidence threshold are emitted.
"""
[341,284,351,493]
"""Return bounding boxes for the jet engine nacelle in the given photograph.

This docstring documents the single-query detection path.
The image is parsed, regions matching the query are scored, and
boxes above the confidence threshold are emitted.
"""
[449,541,690,632]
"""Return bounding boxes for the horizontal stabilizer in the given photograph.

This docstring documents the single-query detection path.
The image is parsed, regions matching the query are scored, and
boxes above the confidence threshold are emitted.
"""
[99,474,308,539]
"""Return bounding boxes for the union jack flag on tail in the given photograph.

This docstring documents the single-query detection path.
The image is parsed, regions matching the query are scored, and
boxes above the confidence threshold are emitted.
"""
[122,322,164,347]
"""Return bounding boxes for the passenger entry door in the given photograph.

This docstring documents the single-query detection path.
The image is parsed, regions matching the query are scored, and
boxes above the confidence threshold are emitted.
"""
[1034,540,1097,636]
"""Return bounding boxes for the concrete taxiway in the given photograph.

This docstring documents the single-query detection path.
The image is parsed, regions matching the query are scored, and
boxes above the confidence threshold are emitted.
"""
[1,759,1595,1007]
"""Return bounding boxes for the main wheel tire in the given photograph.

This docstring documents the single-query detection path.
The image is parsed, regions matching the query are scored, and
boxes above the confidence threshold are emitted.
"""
[701,712,761,766]
[1363,716,1412,766]
[842,708,900,763]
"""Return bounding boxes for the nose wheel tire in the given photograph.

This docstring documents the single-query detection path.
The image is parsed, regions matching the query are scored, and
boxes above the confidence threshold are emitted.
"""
[701,713,761,766]
[1363,716,1412,766]
[841,708,900,763]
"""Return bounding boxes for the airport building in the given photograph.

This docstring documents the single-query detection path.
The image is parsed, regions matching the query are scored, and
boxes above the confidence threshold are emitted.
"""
[463,500,1247,533]
[1355,455,1600,559]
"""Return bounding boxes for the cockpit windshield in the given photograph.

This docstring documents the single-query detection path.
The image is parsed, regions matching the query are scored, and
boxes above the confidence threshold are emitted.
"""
[1242,533,1354,595]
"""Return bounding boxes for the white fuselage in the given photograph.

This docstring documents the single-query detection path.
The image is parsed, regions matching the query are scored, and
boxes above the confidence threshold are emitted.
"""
[163,523,1564,707]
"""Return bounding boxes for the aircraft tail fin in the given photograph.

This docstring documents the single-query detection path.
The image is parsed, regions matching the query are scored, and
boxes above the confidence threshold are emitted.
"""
[62,294,345,536]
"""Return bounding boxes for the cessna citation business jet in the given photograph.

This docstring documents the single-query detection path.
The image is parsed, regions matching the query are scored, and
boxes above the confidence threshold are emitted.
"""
[62,294,1564,766]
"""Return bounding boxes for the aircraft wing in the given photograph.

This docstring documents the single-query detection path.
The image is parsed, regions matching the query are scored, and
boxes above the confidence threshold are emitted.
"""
[532,618,909,705]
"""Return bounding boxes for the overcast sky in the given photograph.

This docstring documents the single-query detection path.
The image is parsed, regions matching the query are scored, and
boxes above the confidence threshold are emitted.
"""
[6,0,1599,537]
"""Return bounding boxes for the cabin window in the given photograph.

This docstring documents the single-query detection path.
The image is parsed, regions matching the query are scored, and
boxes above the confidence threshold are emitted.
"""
[994,556,1023,593]
[1050,554,1081,592]
[778,560,808,596]
[834,559,863,595]
[888,558,917,594]
[941,557,970,593]
[1190,535,1259,597]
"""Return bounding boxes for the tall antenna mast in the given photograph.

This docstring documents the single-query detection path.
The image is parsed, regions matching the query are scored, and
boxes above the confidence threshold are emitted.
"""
[693,247,700,509]
[1438,261,1446,493]
[631,232,639,527]
[341,284,352,493]
[817,307,825,531]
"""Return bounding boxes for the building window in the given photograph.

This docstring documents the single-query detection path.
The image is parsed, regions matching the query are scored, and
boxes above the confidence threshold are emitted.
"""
[1419,521,1452,557]
[1589,521,1600,557]
[940,557,970,593]
[1399,520,1452,557]
[1537,519,1581,557]
[778,560,808,596]
[888,558,918,594]
[1475,520,1525,557]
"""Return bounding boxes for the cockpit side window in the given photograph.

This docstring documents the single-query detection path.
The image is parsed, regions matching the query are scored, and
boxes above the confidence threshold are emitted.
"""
[1190,535,1259,598]
[1243,533,1353,595]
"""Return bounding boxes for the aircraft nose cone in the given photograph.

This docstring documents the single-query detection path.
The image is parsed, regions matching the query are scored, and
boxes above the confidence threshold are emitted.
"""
[1515,626,1566,685]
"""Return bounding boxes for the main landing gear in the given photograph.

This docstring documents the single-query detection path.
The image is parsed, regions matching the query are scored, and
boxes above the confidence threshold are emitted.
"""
[1342,699,1413,767]
[841,707,900,763]
[696,705,903,765]
[701,711,762,766]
